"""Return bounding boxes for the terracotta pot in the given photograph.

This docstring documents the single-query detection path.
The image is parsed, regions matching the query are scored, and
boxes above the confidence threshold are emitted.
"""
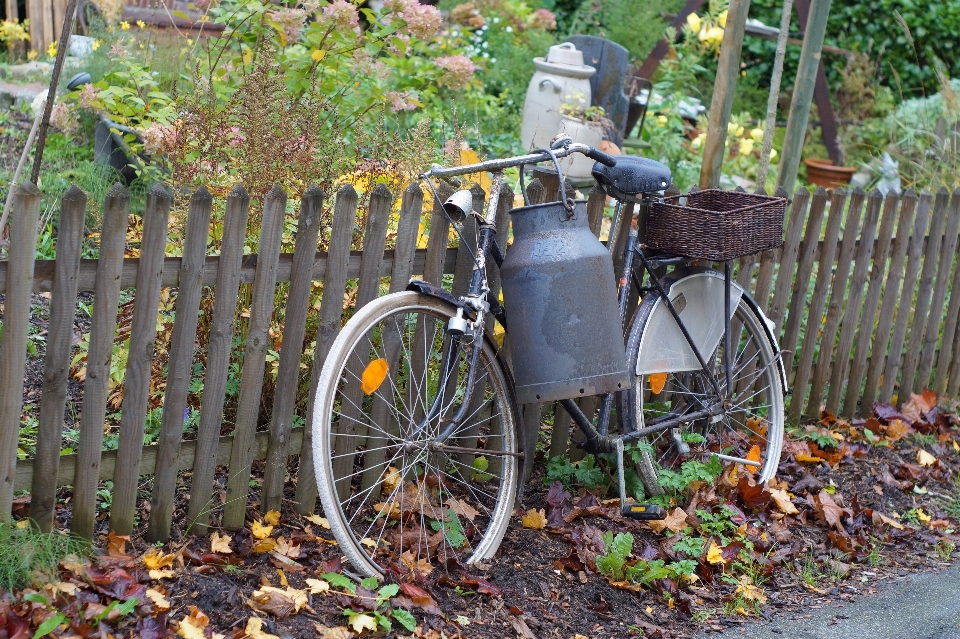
[803,158,857,189]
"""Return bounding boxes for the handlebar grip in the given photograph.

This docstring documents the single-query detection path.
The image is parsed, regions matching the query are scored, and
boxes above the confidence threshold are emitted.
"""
[584,146,617,167]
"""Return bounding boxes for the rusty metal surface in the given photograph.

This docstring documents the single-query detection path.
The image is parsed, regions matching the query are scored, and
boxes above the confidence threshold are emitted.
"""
[501,200,628,405]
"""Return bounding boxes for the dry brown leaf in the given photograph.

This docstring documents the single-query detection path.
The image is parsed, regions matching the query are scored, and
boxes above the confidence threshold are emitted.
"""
[52,581,78,596]
[304,514,331,529]
[211,531,233,554]
[447,497,479,522]
[874,512,904,530]
[769,487,799,514]
[305,578,330,594]
[884,419,909,441]
[149,569,177,580]
[107,531,131,558]
[146,587,171,611]
[401,549,434,576]
[252,520,274,540]
[917,449,937,466]
[646,507,688,534]
[264,510,281,526]
[244,617,280,639]
[142,548,175,571]
[315,624,354,639]
[177,606,210,639]
[249,586,307,618]
[381,466,402,495]
[520,508,547,529]
[274,537,301,559]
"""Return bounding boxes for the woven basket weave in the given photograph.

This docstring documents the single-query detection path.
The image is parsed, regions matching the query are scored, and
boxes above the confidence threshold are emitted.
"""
[647,189,786,261]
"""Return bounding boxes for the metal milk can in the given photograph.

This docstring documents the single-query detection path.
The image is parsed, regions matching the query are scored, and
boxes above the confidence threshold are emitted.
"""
[519,43,596,152]
[500,200,628,405]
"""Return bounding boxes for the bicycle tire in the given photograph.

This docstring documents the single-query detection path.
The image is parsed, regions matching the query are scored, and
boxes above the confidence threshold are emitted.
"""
[618,270,785,495]
[313,291,520,577]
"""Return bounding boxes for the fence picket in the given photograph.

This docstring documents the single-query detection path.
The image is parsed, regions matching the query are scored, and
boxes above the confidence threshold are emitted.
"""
[842,191,900,415]
[769,188,812,334]
[261,186,324,515]
[146,187,213,542]
[0,183,41,521]
[30,186,86,531]
[880,191,932,403]
[186,186,250,532]
[111,185,172,535]
[780,188,827,385]
[294,185,358,515]
[917,188,960,392]
[72,185,130,539]
[862,191,919,408]
[422,182,454,286]
[806,188,865,416]
[222,185,287,529]
[899,189,949,398]
[936,190,960,394]
[827,189,882,414]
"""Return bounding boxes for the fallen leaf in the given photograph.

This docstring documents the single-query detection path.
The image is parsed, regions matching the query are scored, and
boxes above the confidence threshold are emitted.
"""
[249,586,307,618]
[149,569,177,580]
[873,511,904,530]
[274,537,301,559]
[264,510,281,526]
[734,576,767,604]
[745,445,762,473]
[372,501,401,519]
[350,613,379,633]
[647,507,687,534]
[884,419,909,441]
[305,578,330,594]
[769,487,799,514]
[521,508,547,530]
[253,538,278,554]
[315,624,354,639]
[917,449,937,466]
[380,467,401,495]
[447,497,479,522]
[146,587,171,610]
[142,548,175,571]
[916,508,931,523]
[400,550,434,576]
[107,531,131,558]
[795,453,826,464]
[304,514,331,529]
[252,520,274,540]
[177,606,210,639]
[706,540,726,564]
[211,532,233,554]
[815,490,848,532]
[245,617,280,639]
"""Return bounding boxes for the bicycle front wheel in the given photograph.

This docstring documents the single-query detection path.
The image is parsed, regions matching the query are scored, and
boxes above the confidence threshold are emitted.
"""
[619,270,785,495]
[313,291,520,577]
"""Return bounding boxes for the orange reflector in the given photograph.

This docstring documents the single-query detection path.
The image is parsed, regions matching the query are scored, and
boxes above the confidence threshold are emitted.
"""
[360,358,389,395]
[649,372,667,394]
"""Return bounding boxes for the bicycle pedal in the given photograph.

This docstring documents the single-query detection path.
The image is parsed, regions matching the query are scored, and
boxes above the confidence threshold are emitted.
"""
[621,503,667,521]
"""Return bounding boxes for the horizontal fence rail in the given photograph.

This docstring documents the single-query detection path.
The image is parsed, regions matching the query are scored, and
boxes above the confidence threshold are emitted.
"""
[1,177,960,540]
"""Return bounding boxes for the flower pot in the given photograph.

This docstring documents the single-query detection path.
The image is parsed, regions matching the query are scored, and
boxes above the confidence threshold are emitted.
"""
[520,43,595,153]
[803,158,857,189]
[557,115,604,181]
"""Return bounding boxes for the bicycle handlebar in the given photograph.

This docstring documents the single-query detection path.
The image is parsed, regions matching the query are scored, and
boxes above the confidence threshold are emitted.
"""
[420,142,615,180]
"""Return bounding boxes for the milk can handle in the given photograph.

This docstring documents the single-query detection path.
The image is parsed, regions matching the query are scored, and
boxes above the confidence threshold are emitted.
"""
[533,146,576,220]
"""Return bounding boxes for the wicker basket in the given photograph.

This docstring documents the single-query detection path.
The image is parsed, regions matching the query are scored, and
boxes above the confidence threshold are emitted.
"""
[647,189,786,261]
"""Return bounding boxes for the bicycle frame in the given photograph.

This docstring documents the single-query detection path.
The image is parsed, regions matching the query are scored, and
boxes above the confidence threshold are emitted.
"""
[416,150,764,471]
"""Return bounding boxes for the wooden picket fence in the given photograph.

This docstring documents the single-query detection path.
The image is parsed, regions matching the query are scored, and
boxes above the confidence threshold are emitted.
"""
[0,173,959,541]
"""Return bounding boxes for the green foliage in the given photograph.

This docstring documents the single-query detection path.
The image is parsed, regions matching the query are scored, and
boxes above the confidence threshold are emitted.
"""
[653,455,723,506]
[563,0,686,63]
[429,509,467,548]
[545,454,606,491]
[595,531,633,580]
[595,531,697,586]
[0,523,90,592]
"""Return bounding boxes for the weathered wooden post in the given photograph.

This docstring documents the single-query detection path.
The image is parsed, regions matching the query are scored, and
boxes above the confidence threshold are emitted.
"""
[698,0,752,188]
[776,0,833,194]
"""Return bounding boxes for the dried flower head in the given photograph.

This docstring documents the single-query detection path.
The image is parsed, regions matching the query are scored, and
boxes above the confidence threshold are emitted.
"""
[450,3,485,29]
[385,0,442,40]
[530,8,556,31]
[270,8,307,44]
[386,90,418,112]
[322,0,360,30]
[77,83,99,109]
[142,123,177,155]
[435,54,475,89]
[50,102,79,135]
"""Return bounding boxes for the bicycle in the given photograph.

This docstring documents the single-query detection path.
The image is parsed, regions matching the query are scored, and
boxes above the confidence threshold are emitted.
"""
[312,138,787,577]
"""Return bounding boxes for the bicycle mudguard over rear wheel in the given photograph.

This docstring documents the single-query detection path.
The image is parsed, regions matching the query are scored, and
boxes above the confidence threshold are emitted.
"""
[313,291,520,577]
[619,270,785,495]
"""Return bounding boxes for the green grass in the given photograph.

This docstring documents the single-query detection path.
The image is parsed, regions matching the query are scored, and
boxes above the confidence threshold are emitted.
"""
[0,522,90,592]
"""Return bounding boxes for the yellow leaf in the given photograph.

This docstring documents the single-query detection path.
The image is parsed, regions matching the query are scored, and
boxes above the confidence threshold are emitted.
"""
[350,613,379,634]
[769,487,799,514]
[521,508,547,529]
[360,537,378,548]
[305,578,330,594]
[381,466,402,495]
[244,617,281,639]
[917,449,937,466]
[251,520,274,540]
[706,540,726,564]
[877,513,904,530]
[952,440,959,452]
[401,549,434,576]
[916,508,931,523]
[360,358,389,395]
[795,453,826,464]
[142,548,175,571]
[211,531,233,554]
[274,537,301,559]
[304,514,331,529]
[311,49,325,61]
[146,587,171,610]
[649,372,667,395]
[253,538,278,553]
[52,581,78,596]
[373,501,401,519]
[264,510,281,526]
[647,507,688,534]
[149,569,177,580]
[177,606,210,639]
[734,576,767,604]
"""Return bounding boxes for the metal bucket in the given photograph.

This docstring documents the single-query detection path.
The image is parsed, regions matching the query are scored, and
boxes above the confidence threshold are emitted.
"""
[501,200,628,405]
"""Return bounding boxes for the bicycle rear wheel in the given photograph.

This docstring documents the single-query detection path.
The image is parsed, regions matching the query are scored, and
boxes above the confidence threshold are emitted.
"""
[619,270,785,495]
[313,291,520,577]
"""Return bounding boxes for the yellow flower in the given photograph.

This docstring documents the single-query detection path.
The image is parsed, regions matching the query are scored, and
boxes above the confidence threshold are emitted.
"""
[692,133,706,148]
[686,13,701,33]
[27,49,37,60]
[718,9,728,28]
[656,115,668,126]
[91,39,102,50]
[750,128,764,142]
[698,27,708,41]
[120,20,130,29]
[736,126,744,137]
[727,122,738,136]
[769,148,778,159]
[47,40,56,57]
[136,19,146,28]
[706,26,724,44]
[187,38,193,45]
[739,139,755,156]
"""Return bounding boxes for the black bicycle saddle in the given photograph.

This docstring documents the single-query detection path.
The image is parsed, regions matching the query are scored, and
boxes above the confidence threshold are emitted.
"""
[591,155,672,200]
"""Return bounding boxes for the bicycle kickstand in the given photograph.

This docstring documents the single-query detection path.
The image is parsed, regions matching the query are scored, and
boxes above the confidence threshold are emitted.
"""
[615,439,667,521]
